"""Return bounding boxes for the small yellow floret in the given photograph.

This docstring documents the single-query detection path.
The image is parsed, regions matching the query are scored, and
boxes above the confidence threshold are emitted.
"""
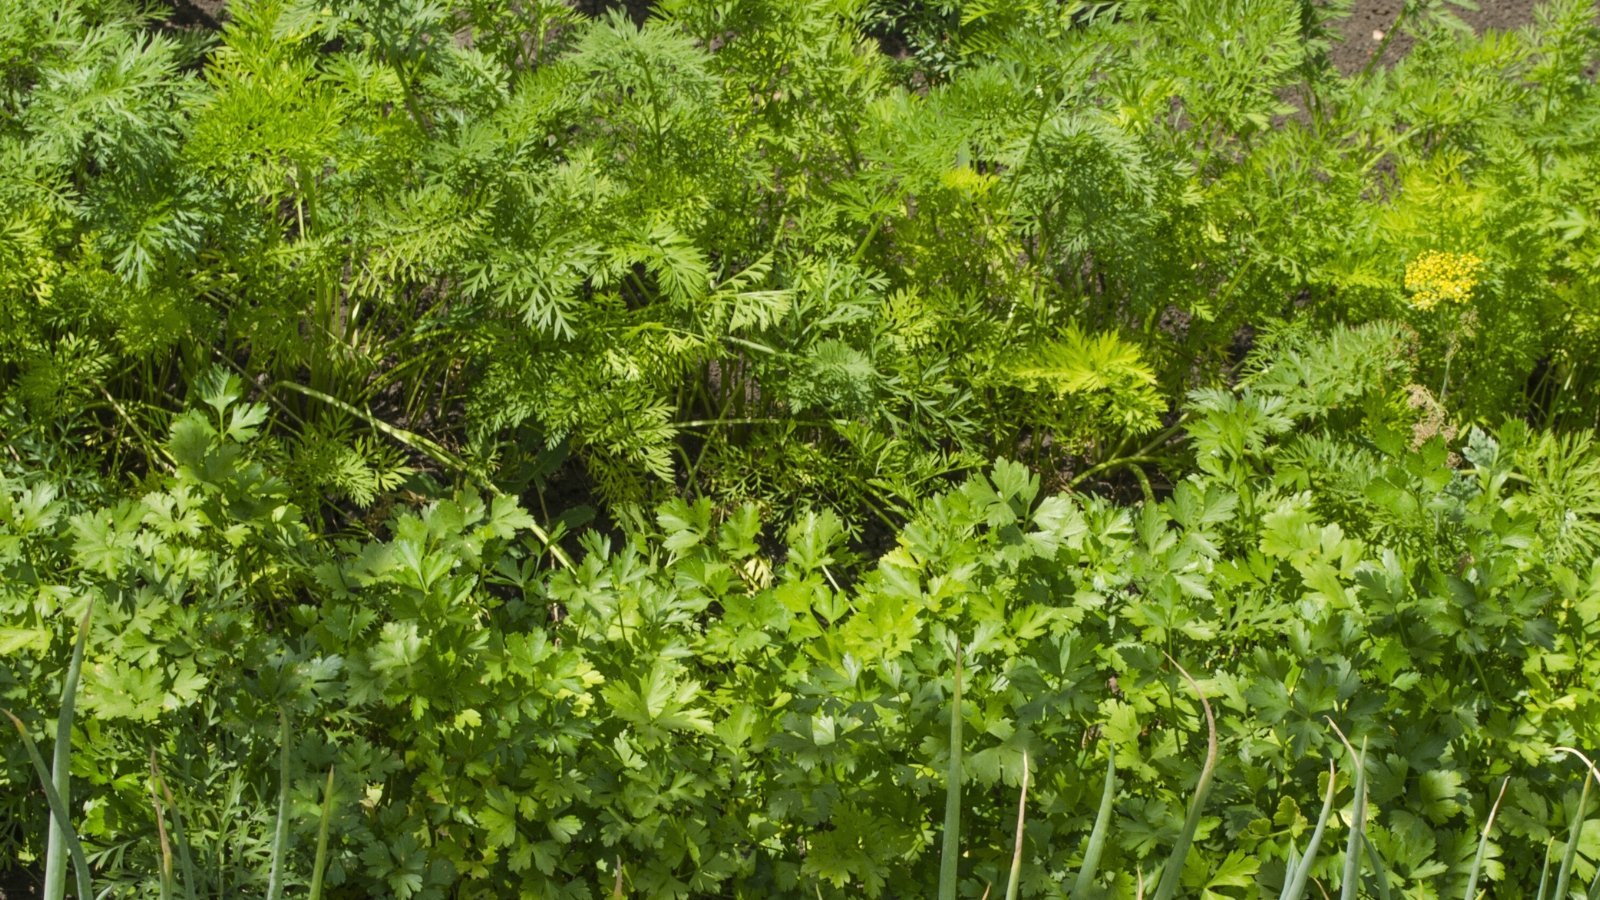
[1405,250,1483,311]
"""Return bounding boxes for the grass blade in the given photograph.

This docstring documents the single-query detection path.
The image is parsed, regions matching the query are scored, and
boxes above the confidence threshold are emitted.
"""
[1337,738,1368,900]
[1553,749,1600,900]
[1555,748,1600,790]
[43,603,92,900]
[938,641,964,900]
[1363,832,1392,900]
[1324,720,1368,900]
[1554,773,1592,900]
[1004,751,1030,900]
[309,765,336,900]
[1073,748,1118,898]
[1281,762,1338,900]
[1462,777,1510,900]
[4,710,92,900]
[1537,838,1554,900]
[265,710,292,900]
[1151,656,1217,900]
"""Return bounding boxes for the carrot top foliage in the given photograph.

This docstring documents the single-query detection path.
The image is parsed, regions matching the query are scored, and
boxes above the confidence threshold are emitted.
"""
[4,0,1600,897]
[4,0,1600,523]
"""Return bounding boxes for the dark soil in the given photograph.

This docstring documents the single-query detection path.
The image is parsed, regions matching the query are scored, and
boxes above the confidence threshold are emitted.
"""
[571,0,655,24]
[1327,0,1550,75]
[166,0,227,29]
[0,866,38,900]
[159,0,1577,69]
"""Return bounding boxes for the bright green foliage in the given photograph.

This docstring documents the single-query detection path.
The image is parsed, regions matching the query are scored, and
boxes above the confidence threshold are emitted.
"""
[5,0,1600,896]
[4,325,1600,896]
[5,0,1599,525]
[0,371,318,895]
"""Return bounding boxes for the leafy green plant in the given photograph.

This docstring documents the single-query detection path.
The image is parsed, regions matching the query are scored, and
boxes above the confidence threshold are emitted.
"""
[7,634,338,900]
[5,1,1600,896]
[4,605,93,900]
[8,0,1598,528]
[1,323,1594,896]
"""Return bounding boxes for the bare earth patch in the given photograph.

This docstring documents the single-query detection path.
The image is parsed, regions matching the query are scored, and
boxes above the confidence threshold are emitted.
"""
[1327,0,1557,74]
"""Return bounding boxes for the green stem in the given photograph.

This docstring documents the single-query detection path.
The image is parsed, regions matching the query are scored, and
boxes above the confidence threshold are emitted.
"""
[309,766,336,900]
[269,380,575,569]
[1072,749,1118,897]
[1003,752,1030,900]
[44,602,93,900]
[938,642,964,900]
[1069,456,1164,490]
[1462,777,1509,900]
[1359,0,1412,80]
[1152,656,1217,900]
[5,710,92,900]
[849,214,885,266]
[265,711,291,900]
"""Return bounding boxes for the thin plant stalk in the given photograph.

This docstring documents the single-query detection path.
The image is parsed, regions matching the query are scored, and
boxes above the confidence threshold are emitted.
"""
[4,710,92,900]
[309,765,336,900]
[45,603,92,900]
[1281,762,1338,900]
[1360,0,1413,80]
[1328,727,1368,900]
[1554,773,1592,900]
[1072,749,1118,898]
[268,380,574,569]
[148,750,175,900]
[938,641,964,900]
[1004,751,1030,900]
[151,752,199,900]
[1463,777,1510,900]
[1364,832,1392,900]
[265,711,292,900]
[1537,839,1554,900]
[1151,656,1217,900]
[1536,746,1599,900]
[1554,747,1600,786]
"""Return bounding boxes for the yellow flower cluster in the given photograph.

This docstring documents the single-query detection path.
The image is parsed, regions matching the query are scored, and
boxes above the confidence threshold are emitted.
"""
[1404,250,1483,311]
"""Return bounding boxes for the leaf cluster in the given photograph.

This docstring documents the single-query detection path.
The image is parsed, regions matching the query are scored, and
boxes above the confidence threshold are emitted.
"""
[5,326,1600,897]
